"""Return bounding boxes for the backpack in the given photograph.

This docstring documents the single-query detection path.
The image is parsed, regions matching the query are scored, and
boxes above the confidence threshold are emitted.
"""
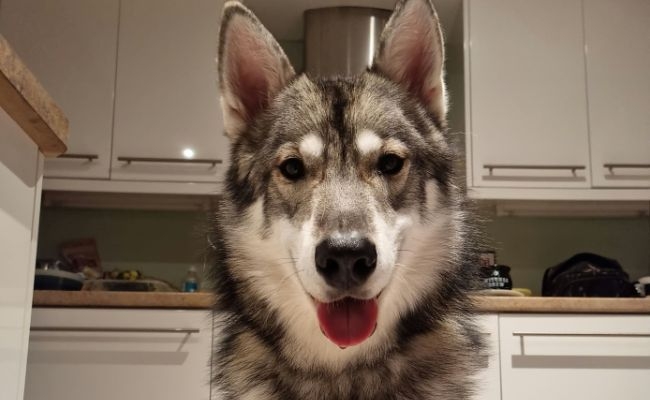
[542,253,639,297]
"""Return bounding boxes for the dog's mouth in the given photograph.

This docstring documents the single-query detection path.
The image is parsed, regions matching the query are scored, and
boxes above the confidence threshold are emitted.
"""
[314,296,379,348]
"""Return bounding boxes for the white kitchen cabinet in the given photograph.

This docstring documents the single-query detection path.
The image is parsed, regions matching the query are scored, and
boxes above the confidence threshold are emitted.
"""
[584,0,650,188]
[0,0,119,179]
[474,315,501,400]
[465,0,591,189]
[111,0,228,183]
[498,314,650,400]
[0,109,43,400]
[26,308,215,400]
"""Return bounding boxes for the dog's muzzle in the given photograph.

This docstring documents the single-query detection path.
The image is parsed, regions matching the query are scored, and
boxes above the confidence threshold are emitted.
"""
[314,237,377,290]
[312,236,380,348]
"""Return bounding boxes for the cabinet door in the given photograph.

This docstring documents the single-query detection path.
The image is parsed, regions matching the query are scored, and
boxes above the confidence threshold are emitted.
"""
[467,0,591,188]
[26,308,213,400]
[111,0,228,183]
[0,0,118,179]
[584,0,650,188]
[474,315,501,400]
[499,314,650,400]
[0,109,42,400]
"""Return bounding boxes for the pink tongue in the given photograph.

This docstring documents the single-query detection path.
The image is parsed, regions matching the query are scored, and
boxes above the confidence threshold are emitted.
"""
[316,298,378,347]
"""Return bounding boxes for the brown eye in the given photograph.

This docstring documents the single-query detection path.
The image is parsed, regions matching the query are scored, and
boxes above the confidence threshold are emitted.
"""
[279,158,305,181]
[377,154,405,175]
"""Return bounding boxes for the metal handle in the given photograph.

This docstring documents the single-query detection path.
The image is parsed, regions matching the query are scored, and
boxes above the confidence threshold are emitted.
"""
[31,327,200,334]
[484,164,585,176]
[513,332,650,356]
[513,332,650,338]
[57,153,98,161]
[604,163,650,173]
[118,156,222,166]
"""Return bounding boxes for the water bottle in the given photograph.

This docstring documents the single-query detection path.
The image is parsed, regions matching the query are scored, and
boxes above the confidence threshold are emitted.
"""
[183,266,199,292]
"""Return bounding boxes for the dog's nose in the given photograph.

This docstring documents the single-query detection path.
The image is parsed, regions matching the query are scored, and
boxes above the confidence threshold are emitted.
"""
[315,238,377,289]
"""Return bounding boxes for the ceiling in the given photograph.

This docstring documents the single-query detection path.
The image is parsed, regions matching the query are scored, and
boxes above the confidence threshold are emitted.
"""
[242,0,464,45]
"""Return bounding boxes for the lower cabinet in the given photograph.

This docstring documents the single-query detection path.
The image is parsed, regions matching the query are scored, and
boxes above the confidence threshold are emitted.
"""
[498,314,650,400]
[25,309,650,400]
[26,308,214,400]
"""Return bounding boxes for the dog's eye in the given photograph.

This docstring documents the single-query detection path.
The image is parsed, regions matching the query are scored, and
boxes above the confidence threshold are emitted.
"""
[377,154,405,176]
[279,158,305,181]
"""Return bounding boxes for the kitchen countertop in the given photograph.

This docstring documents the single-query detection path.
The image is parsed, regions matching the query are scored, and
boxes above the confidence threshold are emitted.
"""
[32,291,650,313]
[0,35,68,156]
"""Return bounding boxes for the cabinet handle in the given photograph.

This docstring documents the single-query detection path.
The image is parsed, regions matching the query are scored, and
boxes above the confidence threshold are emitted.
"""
[604,163,650,173]
[483,164,585,176]
[118,156,222,166]
[513,332,650,356]
[31,327,200,334]
[57,153,99,161]
[513,332,650,338]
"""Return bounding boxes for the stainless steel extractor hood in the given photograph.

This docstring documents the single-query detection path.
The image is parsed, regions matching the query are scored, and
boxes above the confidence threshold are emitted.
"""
[304,7,391,77]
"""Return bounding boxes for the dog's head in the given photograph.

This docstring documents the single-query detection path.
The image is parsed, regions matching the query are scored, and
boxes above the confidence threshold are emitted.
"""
[216,0,468,361]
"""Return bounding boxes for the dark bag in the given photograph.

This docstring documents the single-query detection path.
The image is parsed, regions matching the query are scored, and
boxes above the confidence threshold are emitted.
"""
[542,253,639,297]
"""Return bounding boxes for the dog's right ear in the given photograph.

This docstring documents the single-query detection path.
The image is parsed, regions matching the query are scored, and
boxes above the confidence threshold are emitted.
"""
[217,1,295,139]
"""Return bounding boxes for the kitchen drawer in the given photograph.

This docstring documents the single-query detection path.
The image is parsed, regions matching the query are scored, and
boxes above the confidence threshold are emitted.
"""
[499,314,650,400]
[26,308,213,400]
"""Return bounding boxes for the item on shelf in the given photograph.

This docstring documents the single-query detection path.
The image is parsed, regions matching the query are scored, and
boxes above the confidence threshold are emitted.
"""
[512,287,532,296]
[479,264,513,290]
[183,266,199,292]
[106,269,143,281]
[478,250,496,268]
[542,253,639,297]
[476,289,523,297]
[83,279,177,292]
[34,259,84,290]
[634,276,650,297]
[60,238,102,275]
[34,269,84,291]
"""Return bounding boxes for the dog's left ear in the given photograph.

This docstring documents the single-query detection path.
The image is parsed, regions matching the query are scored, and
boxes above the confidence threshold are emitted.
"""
[373,0,447,123]
[217,2,295,139]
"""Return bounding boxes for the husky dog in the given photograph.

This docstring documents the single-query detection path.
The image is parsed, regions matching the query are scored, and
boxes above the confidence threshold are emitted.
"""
[209,0,485,398]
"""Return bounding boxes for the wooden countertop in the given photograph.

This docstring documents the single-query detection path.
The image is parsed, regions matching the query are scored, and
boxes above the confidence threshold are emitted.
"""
[474,296,650,314]
[33,291,214,309]
[0,35,68,156]
[32,291,650,313]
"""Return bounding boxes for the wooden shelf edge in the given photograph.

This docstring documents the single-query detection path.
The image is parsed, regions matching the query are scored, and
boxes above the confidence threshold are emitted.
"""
[0,35,68,156]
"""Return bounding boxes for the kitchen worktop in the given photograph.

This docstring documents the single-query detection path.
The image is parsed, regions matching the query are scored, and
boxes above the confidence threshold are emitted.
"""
[32,291,650,313]
[0,35,68,155]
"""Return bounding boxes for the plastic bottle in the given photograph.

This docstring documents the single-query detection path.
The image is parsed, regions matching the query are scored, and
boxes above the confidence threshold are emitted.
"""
[183,266,199,292]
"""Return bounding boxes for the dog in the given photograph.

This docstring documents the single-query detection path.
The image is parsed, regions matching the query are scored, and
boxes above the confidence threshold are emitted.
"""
[208,0,486,398]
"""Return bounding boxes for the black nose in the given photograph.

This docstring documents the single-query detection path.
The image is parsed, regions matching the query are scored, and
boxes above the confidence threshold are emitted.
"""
[315,237,377,290]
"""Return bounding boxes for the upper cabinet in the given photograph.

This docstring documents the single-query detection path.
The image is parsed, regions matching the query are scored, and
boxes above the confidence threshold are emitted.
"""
[584,0,650,188]
[111,0,228,183]
[465,0,650,199]
[0,0,119,179]
[1,0,227,194]
[466,0,591,189]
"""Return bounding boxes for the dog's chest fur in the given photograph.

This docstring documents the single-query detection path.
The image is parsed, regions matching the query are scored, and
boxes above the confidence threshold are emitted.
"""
[214,315,484,400]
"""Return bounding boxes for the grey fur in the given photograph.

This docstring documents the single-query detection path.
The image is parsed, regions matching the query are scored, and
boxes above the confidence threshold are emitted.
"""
[209,1,486,399]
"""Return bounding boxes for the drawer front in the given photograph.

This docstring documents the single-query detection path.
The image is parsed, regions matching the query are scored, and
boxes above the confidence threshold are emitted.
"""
[26,308,213,400]
[499,314,650,400]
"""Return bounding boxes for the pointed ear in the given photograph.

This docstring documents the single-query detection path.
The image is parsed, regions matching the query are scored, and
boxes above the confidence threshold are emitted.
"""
[217,2,295,139]
[372,0,447,124]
